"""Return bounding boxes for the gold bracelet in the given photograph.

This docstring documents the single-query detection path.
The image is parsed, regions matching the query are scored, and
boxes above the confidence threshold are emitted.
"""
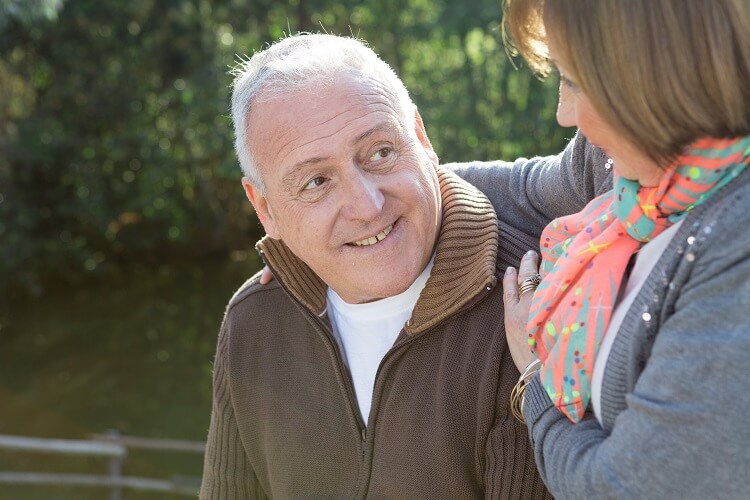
[510,359,542,423]
[510,379,528,423]
[519,358,542,380]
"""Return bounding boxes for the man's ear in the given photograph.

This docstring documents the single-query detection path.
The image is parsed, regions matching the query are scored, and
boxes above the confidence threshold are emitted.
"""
[242,177,281,239]
[413,106,439,165]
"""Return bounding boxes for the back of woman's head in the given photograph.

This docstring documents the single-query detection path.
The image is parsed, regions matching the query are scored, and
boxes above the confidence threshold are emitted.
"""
[504,0,750,164]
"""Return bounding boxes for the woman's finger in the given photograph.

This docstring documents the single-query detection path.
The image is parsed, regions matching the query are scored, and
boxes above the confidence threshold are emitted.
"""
[259,266,274,285]
[502,251,543,371]
[503,264,538,371]
[503,266,519,305]
[517,250,540,284]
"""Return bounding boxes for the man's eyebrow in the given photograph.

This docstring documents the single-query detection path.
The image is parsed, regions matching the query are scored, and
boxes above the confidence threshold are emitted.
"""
[288,156,329,173]
[281,156,329,191]
[281,121,399,190]
[355,121,398,143]
[284,124,388,176]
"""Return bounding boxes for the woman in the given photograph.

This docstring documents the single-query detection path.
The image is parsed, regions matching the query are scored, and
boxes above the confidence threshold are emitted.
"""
[501,0,750,498]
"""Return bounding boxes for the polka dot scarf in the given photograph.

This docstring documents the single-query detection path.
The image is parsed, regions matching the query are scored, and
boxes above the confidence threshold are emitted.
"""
[528,136,750,422]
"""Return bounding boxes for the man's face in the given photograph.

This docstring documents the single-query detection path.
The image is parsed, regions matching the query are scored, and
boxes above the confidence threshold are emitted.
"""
[244,75,441,304]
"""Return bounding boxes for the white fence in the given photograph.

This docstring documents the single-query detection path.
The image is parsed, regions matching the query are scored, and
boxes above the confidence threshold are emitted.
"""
[0,431,204,498]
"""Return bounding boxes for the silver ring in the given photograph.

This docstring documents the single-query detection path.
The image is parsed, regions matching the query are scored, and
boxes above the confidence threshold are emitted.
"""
[518,273,542,296]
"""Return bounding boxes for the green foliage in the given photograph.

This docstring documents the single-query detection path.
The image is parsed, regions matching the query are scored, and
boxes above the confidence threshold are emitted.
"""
[0,0,569,300]
[0,0,65,28]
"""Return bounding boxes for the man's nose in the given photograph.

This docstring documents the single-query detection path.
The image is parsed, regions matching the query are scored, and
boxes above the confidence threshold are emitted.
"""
[341,169,385,221]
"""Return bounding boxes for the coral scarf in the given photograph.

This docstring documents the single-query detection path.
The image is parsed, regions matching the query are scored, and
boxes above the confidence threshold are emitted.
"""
[528,136,750,422]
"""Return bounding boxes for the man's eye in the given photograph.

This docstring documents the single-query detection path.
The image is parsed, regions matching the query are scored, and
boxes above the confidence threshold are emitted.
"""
[369,147,392,162]
[303,176,326,191]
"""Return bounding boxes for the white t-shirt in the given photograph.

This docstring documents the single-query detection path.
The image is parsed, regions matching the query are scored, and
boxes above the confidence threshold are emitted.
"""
[591,220,683,424]
[326,258,435,425]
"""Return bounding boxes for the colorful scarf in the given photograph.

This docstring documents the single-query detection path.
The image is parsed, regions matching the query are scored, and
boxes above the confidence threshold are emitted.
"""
[528,136,750,422]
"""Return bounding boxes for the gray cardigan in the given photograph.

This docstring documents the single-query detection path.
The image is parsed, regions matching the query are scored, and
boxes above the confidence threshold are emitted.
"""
[449,133,750,499]
[447,132,613,240]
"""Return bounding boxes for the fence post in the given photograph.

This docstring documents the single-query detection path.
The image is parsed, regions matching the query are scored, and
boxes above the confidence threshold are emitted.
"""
[107,429,124,500]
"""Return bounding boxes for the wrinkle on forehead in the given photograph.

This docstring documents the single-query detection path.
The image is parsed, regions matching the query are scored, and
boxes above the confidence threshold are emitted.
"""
[282,91,400,154]
[287,104,399,156]
[252,80,406,178]
[279,119,402,194]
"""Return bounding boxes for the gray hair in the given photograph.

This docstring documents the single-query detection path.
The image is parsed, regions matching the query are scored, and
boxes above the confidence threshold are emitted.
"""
[230,33,415,192]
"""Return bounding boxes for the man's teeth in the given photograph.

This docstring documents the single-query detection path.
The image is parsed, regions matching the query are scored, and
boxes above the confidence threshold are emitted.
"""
[351,224,393,247]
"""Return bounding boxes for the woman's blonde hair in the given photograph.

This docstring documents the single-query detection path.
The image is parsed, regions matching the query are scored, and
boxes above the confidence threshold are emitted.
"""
[503,0,750,164]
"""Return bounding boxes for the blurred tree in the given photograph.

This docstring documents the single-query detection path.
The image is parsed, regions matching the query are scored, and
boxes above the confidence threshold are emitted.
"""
[0,0,570,302]
[0,0,65,28]
[1,0,251,299]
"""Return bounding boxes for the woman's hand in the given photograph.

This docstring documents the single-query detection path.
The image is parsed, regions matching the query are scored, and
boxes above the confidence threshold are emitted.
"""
[502,250,541,372]
[259,266,274,285]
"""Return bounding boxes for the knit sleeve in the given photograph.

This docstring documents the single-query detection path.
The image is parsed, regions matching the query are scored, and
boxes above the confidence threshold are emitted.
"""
[200,323,265,500]
[483,347,552,499]
[483,409,553,499]
[446,131,612,238]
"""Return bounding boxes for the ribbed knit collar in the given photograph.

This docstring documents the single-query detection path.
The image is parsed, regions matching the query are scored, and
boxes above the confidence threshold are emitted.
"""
[256,167,499,336]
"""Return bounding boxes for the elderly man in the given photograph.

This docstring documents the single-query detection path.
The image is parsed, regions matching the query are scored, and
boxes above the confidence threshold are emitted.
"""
[200,33,596,499]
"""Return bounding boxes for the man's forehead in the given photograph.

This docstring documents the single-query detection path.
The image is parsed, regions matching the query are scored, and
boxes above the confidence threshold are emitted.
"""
[253,83,407,176]
[289,119,401,165]
[276,118,404,189]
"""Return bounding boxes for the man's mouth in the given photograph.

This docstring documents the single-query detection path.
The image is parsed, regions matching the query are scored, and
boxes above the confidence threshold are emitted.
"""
[349,224,394,247]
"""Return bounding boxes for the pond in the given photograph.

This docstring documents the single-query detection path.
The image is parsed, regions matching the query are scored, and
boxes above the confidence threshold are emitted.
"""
[0,255,263,499]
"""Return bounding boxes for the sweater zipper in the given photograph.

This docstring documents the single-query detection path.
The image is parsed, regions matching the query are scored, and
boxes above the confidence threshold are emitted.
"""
[302,308,371,498]
[307,311,367,433]
[357,278,496,497]
[374,278,496,383]
[262,252,496,498]
[369,278,495,451]
[261,256,367,444]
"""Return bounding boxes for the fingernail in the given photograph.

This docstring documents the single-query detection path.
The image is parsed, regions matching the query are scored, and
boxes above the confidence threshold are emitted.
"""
[526,250,537,257]
[505,267,515,276]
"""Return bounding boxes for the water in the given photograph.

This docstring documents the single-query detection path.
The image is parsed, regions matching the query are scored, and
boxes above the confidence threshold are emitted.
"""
[0,255,262,499]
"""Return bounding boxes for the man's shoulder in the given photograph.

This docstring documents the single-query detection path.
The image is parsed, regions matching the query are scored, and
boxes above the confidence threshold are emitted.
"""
[225,269,286,315]
[218,271,299,353]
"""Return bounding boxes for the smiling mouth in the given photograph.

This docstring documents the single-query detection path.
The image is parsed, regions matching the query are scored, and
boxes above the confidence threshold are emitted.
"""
[349,224,394,247]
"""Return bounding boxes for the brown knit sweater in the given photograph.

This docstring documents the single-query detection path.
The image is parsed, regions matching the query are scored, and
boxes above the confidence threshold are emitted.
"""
[200,168,552,499]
